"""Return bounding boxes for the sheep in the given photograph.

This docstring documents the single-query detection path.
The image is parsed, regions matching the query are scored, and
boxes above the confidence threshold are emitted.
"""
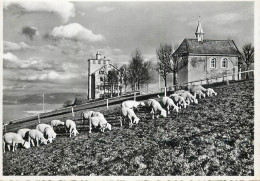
[178,91,198,104]
[157,95,179,114]
[36,123,52,133]
[122,100,145,111]
[188,85,207,98]
[89,116,112,133]
[65,119,79,137]
[91,111,105,119]
[207,88,217,97]
[3,132,30,152]
[28,129,48,147]
[82,110,94,123]
[169,94,187,108]
[174,90,186,94]
[146,99,167,119]
[17,128,31,141]
[44,127,57,143]
[121,107,140,127]
[51,120,65,128]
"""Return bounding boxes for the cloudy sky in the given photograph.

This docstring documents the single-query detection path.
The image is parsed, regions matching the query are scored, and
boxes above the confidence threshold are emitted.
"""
[2,1,254,120]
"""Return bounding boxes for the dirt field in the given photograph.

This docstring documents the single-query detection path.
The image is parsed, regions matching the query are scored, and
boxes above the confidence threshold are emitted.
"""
[3,80,254,176]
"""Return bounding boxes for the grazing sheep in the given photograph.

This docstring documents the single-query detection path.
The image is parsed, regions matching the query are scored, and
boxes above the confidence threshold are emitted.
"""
[207,88,217,97]
[82,110,94,123]
[188,85,207,98]
[121,107,140,127]
[122,100,145,111]
[91,111,105,119]
[17,128,31,141]
[178,91,198,104]
[89,116,112,133]
[51,120,65,128]
[3,132,30,152]
[146,99,167,119]
[158,95,179,114]
[44,127,57,143]
[65,119,79,137]
[28,129,48,147]
[169,94,187,108]
[36,123,52,133]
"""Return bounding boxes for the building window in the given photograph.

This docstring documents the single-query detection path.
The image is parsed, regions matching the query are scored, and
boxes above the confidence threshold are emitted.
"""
[98,60,101,64]
[221,58,228,68]
[210,58,216,68]
[93,60,96,64]
[100,77,103,82]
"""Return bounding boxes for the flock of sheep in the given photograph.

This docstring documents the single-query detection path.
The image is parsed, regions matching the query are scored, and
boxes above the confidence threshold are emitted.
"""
[3,84,217,153]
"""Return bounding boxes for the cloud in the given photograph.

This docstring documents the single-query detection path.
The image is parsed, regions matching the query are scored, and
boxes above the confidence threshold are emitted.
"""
[4,41,34,51]
[3,52,64,71]
[96,6,115,13]
[46,23,104,42]
[211,13,241,25]
[22,26,39,40]
[4,1,75,22]
[18,71,78,81]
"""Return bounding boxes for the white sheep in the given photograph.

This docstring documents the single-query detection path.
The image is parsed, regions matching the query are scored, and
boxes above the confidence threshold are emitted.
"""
[91,111,105,119]
[122,100,145,111]
[65,119,79,137]
[36,123,52,133]
[17,128,31,141]
[169,94,187,108]
[121,107,140,127]
[146,99,167,119]
[44,127,57,143]
[3,132,30,152]
[82,110,94,123]
[207,88,217,97]
[188,85,207,98]
[28,129,48,147]
[178,91,198,104]
[158,95,179,114]
[174,90,186,94]
[51,120,65,128]
[89,116,112,133]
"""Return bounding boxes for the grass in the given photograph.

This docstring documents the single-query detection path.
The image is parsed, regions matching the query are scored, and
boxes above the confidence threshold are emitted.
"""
[3,79,254,176]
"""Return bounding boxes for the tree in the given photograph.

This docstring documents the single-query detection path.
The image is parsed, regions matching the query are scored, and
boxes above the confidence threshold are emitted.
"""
[241,43,254,79]
[107,69,119,97]
[156,43,188,90]
[119,64,128,94]
[140,61,153,92]
[128,49,144,91]
[156,44,172,91]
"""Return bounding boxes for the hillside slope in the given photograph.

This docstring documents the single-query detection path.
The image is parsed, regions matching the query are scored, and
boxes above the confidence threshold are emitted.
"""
[3,80,254,176]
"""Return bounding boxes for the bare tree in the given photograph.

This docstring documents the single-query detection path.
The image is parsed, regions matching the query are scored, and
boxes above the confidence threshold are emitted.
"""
[156,44,172,91]
[107,69,119,97]
[241,43,254,79]
[119,64,128,94]
[128,49,144,91]
[140,61,153,92]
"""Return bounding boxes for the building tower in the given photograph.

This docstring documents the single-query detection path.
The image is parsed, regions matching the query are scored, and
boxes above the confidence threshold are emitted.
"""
[195,18,204,42]
[87,52,109,100]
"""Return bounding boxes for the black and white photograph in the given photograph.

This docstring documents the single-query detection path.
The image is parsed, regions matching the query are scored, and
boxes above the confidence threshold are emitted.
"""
[1,0,258,178]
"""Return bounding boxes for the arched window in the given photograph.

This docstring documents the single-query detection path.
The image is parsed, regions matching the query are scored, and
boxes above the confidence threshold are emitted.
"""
[210,58,216,68]
[221,58,228,68]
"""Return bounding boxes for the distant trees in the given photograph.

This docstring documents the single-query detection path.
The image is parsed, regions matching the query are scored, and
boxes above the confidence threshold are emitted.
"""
[241,43,254,79]
[119,64,128,94]
[128,49,152,91]
[156,43,187,90]
[107,69,119,96]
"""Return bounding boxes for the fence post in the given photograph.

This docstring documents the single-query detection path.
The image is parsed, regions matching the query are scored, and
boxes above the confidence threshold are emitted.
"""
[71,106,74,117]
[107,99,109,109]
[164,87,166,97]
[134,92,136,101]
[38,114,40,123]
[226,77,229,85]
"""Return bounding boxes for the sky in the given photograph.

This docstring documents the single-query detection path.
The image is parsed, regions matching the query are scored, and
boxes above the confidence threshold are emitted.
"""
[2,1,254,121]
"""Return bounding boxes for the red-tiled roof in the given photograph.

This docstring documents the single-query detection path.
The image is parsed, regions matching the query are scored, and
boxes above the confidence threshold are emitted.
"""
[174,39,241,56]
